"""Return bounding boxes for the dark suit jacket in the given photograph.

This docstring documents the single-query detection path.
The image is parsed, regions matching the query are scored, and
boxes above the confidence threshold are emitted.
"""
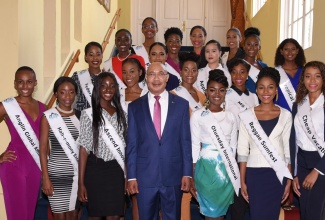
[126,92,193,187]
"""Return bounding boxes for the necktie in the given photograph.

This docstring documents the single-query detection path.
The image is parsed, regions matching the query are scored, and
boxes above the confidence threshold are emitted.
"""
[153,96,161,139]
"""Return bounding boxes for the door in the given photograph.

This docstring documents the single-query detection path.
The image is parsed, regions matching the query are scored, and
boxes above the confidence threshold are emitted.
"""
[131,0,231,46]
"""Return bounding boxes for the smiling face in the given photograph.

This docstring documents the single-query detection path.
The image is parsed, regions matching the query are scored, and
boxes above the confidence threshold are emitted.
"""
[149,44,167,64]
[180,61,198,86]
[115,31,132,53]
[280,42,299,62]
[85,45,103,69]
[244,35,261,59]
[14,70,37,97]
[165,34,182,55]
[206,81,227,107]
[230,63,249,90]
[146,62,169,95]
[142,18,158,40]
[55,82,76,110]
[190,28,206,50]
[100,76,116,105]
[205,43,221,64]
[122,61,142,88]
[226,29,241,49]
[256,77,278,104]
[303,67,323,95]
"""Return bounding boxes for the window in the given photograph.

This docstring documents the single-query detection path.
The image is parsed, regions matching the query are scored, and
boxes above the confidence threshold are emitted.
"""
[280,0,314,49]
[252,0,267,17]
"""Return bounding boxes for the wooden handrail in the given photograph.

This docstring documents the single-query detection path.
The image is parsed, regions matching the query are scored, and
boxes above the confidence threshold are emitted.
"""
[47,49,81,108]
[102,8,122,53]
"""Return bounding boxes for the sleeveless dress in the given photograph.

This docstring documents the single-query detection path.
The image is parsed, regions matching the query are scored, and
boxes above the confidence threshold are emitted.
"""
[47,115,80,213]
[0,101,46,220]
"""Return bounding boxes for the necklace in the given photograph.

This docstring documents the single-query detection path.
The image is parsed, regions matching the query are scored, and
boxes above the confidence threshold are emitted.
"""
[56,106,73,114]
[117,52,131,61]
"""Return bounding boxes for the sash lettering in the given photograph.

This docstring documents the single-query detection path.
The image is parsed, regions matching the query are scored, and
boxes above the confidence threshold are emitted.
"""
[240,109,292,183]
[202,110,240,195]
[298,96,325,157]
[78,70,94,106]
[173,86,202,111]
[2,97,41,170]
[85,109,126,174]
[276,66,296,110]
[226,88,250,112]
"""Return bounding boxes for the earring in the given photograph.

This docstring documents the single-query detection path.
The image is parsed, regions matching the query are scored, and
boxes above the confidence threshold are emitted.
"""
[204,97,210,106]
[222,101,226,111]
[276,92,279,102]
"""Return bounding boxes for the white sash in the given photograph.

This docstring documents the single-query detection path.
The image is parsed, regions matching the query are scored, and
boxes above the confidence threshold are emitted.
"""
[2,97,41,170]
[276,66,296,111]
[78,70,94,107]
[104,59,127,89]
[195,66,209,94]
[226,88,250,112]
[165,63,182,84]
[132,45,150,68]
[298,96,325,157]
[247,62,260,83]
[44,108,79,172]
[221,51,229,68]
[85,109,126,173]
[202,109,240,195]
[239,109,293,183]
[172,86,202,111]
[120,86,148,112]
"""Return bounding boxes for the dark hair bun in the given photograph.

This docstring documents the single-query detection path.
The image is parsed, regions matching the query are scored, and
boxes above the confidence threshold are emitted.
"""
[244,27,260,38]
[257,67,280,86]
[179,51,200,63]
[208,69,229,88]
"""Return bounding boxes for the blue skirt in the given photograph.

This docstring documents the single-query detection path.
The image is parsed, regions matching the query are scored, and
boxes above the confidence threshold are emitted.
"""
[246,167,285,220]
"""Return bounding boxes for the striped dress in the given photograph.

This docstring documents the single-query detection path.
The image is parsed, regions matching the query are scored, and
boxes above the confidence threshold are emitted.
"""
[47,115,79,213]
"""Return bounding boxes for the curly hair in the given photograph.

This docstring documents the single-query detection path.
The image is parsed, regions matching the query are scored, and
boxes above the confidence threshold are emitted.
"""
[296,61,325,104]
[91,72,127,154]
[227,58,251,73]
[274,38,306,67]
[164,27,183,42]
[179,51,200,70]
[256,67,280,88]
[207,69,229,88]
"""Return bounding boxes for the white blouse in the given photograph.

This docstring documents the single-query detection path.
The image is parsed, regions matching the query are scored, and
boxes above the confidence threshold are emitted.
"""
[191,108,238,163]
[295,93,325,152]
[237,107,292,167]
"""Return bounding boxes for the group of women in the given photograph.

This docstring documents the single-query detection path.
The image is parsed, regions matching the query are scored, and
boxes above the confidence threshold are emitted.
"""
[0,16,324,220]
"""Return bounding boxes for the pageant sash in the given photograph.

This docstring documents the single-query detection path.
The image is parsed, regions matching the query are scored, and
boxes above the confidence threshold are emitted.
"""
[226,88,250,112]
[165,63,182,84]
[239,109,293,183]
[297,96,325,157]
[247,62,260,83]
[104,59,127,89]
[276,66,296,110]
[132,45,150,68]
[201,109,240,195]
[2,97,41,170]
[44,108,79,172]
[173,86,202,111]
[78,70,93,106]
[195,66,209,94]
[85,109,126,173]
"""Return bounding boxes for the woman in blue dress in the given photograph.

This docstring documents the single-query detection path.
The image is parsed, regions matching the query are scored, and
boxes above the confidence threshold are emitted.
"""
[274,38,306,111]
[191,69,238,220]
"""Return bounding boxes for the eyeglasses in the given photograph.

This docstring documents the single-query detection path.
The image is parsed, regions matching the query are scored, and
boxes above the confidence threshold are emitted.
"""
[142,25,156,29]
[147,72,168,78]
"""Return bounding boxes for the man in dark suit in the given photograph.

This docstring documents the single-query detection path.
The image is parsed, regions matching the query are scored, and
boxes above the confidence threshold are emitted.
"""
[127,62,192,219]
